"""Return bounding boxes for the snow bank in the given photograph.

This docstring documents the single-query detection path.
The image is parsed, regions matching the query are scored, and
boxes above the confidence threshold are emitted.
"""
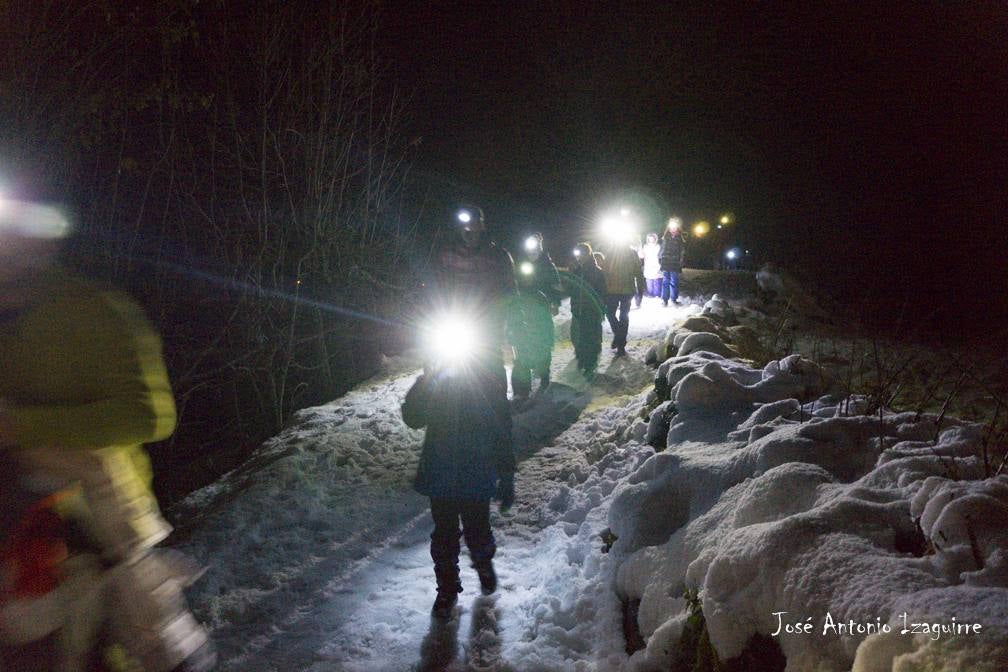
[610,336,1008,671]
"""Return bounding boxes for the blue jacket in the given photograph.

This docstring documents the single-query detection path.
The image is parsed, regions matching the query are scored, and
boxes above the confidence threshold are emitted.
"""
[403,364,515,501]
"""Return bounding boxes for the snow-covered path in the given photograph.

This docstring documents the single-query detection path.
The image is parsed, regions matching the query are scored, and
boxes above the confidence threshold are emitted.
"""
[173,280,1008,672]
[174,297,692,671]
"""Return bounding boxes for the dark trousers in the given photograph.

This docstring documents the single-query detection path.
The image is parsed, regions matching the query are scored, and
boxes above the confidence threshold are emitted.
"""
[661,271,679,303]
[646,278,662,296]
[570,315,602,372]
[430,498,495,577]
[511,350,552,398]
[604,294,632,349]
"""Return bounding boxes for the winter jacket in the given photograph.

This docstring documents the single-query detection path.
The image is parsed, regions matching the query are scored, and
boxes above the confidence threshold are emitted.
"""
[403,364,515,501]
[0,268,177,556]
[429,237,515,345]
[603,245,646,296]
[505,289,554,364]
[659,232,686,273]
[563,261,606,321]
[520,254,563,307]
[640,242,662,279]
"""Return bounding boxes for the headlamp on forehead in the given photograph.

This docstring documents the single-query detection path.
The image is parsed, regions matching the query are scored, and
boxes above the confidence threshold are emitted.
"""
[0,199,71,240]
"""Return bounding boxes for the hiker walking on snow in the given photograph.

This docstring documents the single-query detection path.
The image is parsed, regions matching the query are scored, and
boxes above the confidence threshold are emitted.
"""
[602,239,646,358]
[508,233,560,401]
[640,232,662,298]
[564,242,607,377]
[659,218,687,306]
[0,197,215,671]
[405,204,517,619]
[402,348,516,619]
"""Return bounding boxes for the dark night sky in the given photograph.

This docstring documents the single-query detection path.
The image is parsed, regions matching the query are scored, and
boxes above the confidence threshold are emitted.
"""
[378,2,1008,339]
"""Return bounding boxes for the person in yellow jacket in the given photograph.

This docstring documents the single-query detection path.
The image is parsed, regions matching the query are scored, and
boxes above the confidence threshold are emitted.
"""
[0,199,214,671]
[601,241,646,358]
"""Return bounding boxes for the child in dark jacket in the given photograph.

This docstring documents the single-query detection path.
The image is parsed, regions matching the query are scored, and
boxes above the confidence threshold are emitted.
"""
[402,354,516,619]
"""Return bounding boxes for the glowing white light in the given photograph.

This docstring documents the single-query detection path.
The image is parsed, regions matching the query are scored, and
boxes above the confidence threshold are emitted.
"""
[602,213,634,242]
[519,261,534,276]
[524,236,539,251]
[0,200,71,239]
[572,248,582,257]
[457,210,472,224]
[668,217,681,231]
[425,314,479,365]
[726,249,738,260]
[720,215,731,225]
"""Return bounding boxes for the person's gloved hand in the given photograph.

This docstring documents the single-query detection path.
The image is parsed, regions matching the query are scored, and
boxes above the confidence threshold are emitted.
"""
[496,474,515,513]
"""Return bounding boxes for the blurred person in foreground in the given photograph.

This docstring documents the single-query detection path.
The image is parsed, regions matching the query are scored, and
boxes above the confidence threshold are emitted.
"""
[0,197,214,671]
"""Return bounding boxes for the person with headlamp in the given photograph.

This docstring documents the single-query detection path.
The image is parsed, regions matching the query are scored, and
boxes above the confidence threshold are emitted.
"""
[0,197,215,671]
[402,313,516,620]
[406,204,516,619]
[563,243,607,377]
[659,217,687,306]
[506,233,561,403]
[601,220,646,358]
[429,205,515,363]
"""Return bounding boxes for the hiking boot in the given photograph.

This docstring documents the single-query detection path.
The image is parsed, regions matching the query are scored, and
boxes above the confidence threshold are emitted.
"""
[432,563,462,619]
[431,588,459,619]
[473,560,497,595]
[614,347,627,358]
[610,339,617,349]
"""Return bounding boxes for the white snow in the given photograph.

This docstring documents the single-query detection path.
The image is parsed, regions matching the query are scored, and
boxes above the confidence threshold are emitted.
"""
[171,277,1008,671]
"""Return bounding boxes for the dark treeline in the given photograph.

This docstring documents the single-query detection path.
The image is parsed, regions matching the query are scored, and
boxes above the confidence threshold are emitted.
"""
[0,0,440,502]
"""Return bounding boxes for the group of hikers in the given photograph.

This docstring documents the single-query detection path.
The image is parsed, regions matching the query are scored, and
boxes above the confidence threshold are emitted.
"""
[0,193,690,672]
[405,204,689,619]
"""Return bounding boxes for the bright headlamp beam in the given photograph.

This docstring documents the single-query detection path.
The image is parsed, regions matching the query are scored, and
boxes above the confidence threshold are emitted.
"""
[519,261,534,276]
[524,236,539,251]
[425,315,479,365]
[457,210,472,224]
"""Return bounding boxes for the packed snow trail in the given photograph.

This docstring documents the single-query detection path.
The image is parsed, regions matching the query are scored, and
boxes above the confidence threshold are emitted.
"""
[174,274,1008,671]
[173,296,688,671]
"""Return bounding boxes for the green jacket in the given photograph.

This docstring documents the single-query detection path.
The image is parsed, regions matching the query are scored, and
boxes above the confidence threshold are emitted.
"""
[0,269,176,547]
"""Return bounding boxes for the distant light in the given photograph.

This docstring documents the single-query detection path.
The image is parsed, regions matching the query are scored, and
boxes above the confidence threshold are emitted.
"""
[524,236,539,252]
[745,250,750,255]
[726,249,738,260]
[693,221,710,237]
[668,217,682,231]
[572,248,582,257]
[519,261,534,276]
[720,215,731,225]
[717,224,723,229]
[457,210,472,224]
[602,214,634,242]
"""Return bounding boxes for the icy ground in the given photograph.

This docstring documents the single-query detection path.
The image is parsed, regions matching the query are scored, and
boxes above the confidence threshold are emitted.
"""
[173,278,1008,672]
